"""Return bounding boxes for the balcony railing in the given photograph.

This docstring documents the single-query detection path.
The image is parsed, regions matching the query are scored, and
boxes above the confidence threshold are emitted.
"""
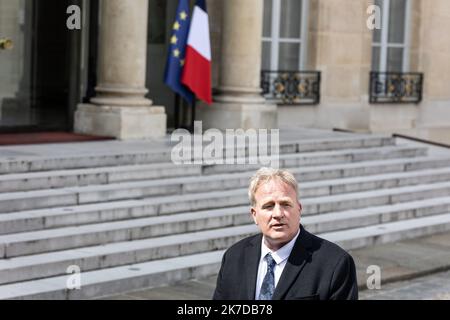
[261,70,321,105]
[369,71,423,104]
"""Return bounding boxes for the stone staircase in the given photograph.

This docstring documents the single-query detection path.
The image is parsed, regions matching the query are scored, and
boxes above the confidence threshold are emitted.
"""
[1,133,450,299]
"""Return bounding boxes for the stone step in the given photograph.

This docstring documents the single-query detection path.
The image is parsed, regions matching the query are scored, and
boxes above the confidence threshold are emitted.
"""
[0,163,202,193]
[147,164,450,196]
[0,135,394,175]
[1,156,449,214]
[0,205,250,236]
[2,176,450,241]
[2,212,450,300]
[0,250,225,300]
[1,197,449,285]
[0,145,425,193]
[303,196,450,233]
[2,166,450,235]
[202,144,425,175]
[1,180,450,258]
[306,181,450,215]
[0,225,256,285]
[320,212,450,250]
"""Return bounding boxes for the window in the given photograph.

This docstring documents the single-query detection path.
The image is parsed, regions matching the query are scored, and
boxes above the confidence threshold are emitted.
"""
[262,0,309,71]
[371,0,412,72]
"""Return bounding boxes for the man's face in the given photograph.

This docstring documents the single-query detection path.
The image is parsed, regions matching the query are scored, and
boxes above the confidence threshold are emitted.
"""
[251,178,302,251]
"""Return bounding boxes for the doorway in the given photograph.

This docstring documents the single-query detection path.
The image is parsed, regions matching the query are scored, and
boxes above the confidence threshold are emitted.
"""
[0,0,86,132]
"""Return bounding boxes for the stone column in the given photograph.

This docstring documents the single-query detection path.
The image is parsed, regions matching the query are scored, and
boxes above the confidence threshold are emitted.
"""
[198,0,277,130]
[75,0,166,139]
[311,0,372,131]
[418,0,450,114]
[411,0,450,143]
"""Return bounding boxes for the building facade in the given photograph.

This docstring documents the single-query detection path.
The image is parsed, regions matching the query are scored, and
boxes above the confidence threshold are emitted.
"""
[1,0,449,143]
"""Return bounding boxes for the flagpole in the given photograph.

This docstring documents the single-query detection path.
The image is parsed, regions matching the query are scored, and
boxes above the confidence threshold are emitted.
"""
[190,99,196,133]
[174,93,180,129]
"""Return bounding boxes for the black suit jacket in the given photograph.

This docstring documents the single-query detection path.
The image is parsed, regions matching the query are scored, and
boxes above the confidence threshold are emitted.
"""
[213,225,358,300]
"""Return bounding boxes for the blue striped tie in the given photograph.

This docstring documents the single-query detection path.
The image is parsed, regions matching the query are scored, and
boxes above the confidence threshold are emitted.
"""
[259,253,276,300]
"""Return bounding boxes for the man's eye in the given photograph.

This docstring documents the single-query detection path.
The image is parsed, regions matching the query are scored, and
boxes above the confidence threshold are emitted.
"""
[263,205,274,209]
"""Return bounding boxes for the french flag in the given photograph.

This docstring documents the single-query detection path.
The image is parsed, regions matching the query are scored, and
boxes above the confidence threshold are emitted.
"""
[181,0,212,105]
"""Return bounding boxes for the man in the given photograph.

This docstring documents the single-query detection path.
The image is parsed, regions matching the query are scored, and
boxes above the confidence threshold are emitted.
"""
[213,167,358,300]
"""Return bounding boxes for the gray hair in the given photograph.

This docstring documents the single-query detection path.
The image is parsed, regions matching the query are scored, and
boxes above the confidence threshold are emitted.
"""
[248,167,299,207]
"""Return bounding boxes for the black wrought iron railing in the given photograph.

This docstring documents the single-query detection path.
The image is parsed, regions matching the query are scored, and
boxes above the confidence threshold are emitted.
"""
[369,71,423,104]
[261,70,321,105]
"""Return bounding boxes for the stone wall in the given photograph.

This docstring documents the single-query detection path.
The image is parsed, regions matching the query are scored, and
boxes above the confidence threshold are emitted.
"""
[276,0,450,140]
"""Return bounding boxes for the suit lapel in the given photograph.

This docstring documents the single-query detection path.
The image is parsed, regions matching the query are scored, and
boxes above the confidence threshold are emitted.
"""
[243,234,262,300]
[272,226,312,300]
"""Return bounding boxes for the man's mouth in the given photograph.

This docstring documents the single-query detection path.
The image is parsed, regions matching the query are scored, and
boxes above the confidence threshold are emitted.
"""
[271,223,285,228]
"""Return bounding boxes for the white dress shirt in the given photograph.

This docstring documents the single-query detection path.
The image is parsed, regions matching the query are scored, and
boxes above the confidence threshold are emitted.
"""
[255,229,301,299]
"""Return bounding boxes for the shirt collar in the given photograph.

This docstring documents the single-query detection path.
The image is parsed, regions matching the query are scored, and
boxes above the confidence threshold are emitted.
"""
[260,228,301,265]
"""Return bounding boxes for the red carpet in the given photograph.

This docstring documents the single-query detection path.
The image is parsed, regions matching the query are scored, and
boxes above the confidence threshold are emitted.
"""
[0,132,114,146]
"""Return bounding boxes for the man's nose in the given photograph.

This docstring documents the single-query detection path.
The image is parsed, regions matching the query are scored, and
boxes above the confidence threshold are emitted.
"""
[272,204,284,218]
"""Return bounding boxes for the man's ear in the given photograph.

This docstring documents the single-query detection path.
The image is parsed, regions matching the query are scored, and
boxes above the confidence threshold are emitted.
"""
[298,201,302,213]
[250,207,258,225]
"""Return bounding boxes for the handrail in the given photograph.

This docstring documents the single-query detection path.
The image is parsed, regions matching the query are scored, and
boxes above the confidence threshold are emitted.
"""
[333,128,450,149]
[393,133,450,149]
